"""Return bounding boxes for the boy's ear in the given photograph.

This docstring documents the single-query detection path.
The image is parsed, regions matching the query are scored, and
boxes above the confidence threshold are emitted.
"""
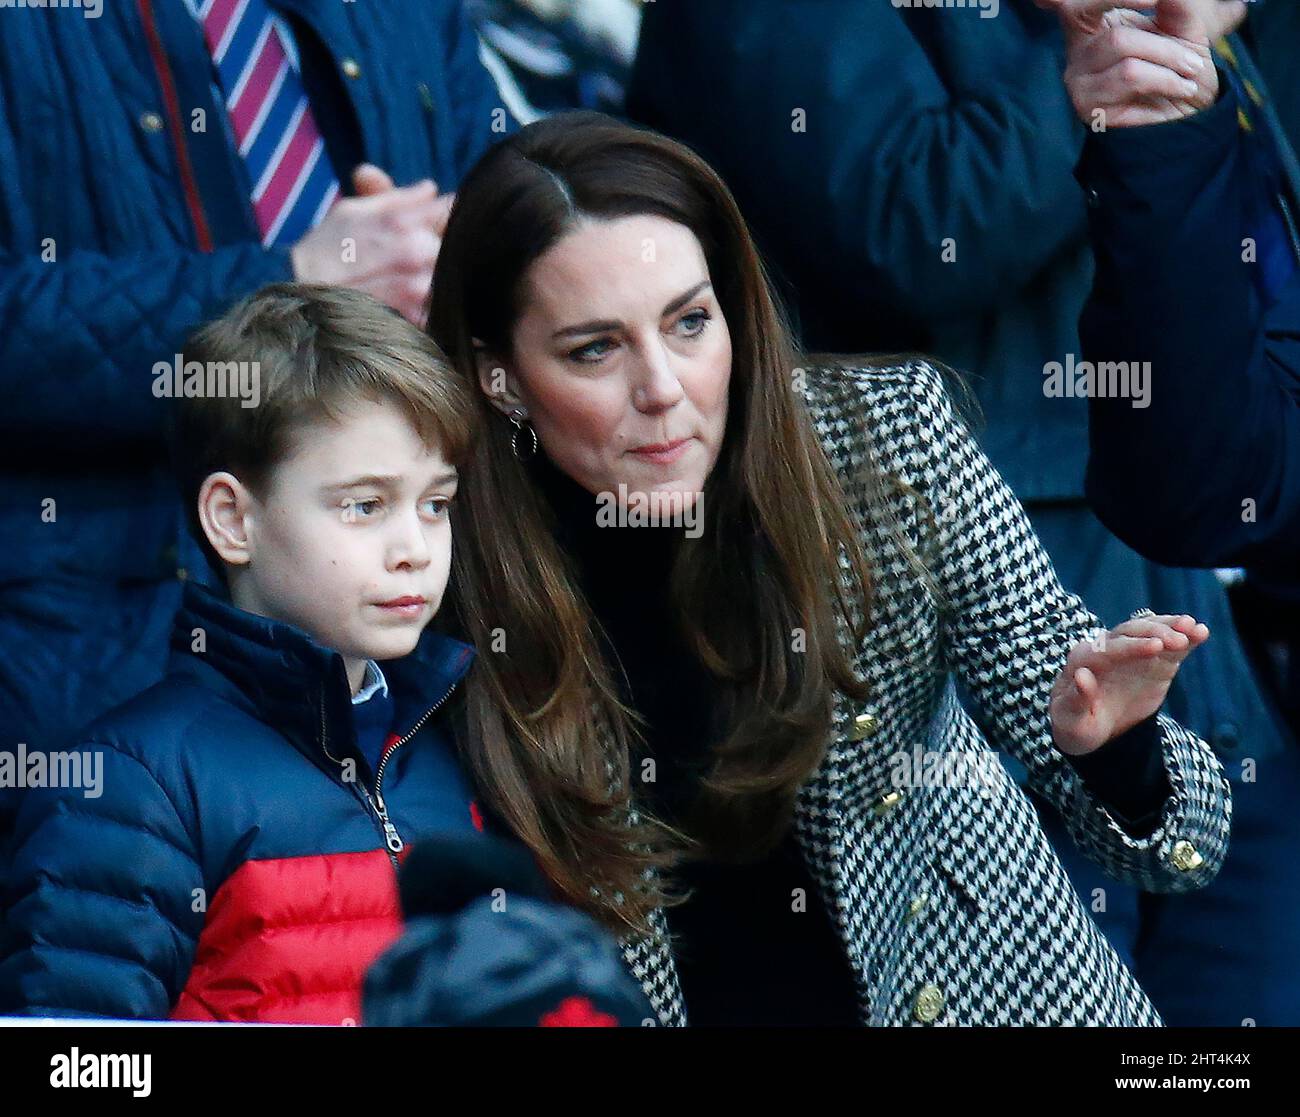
[472,339,526,420]
[197,472,256,568]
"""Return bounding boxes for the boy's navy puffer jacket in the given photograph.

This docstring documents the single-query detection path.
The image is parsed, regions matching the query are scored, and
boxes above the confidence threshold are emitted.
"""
[0,581,503,1024]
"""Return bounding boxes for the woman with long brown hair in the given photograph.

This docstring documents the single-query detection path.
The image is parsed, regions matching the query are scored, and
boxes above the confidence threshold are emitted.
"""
[426,111,1231,1026]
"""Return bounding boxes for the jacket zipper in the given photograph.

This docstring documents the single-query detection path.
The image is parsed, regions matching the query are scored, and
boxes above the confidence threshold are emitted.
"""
[371,678,463,855]
[320,677,463,870]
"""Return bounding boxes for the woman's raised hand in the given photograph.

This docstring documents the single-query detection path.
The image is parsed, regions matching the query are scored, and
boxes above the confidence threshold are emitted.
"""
[1049,613,1210,756]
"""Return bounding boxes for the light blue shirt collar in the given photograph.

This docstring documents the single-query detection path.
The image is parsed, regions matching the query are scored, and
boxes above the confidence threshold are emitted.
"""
[351,660,390,705]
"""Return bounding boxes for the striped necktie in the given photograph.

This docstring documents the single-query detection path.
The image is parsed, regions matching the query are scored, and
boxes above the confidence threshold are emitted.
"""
[1213,36,1265,135]
[1213,36,1300,300]
[199,0,340,246]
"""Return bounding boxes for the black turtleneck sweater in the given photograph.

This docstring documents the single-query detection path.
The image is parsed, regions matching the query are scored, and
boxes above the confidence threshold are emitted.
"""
[531,450,862,1026]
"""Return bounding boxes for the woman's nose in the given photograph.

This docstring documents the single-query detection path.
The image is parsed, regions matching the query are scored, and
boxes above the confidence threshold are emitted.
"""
[633,344,686,411]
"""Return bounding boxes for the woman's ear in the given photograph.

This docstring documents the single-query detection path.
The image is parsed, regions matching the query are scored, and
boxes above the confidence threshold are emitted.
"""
[473,340,527,419]
[197,472,256,568]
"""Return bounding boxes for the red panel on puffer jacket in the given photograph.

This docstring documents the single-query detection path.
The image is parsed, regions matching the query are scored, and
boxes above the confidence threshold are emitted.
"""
[171,850,403,1024]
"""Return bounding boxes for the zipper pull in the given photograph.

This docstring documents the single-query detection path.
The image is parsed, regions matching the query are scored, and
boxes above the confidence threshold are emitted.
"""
[382,823,405,854]
[373,791,405,853]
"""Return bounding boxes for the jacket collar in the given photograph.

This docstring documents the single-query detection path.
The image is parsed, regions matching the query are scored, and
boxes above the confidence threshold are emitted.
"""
[169,581,475,774]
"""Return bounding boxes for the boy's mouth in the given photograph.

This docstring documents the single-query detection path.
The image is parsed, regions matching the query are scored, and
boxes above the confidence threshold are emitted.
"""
[374,595,428,619]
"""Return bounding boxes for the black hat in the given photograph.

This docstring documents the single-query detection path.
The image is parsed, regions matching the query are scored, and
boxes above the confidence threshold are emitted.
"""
[362,832,657,1027]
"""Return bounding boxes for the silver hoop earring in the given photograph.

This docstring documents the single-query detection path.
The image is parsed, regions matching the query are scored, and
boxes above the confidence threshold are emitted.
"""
[508,408,538,461]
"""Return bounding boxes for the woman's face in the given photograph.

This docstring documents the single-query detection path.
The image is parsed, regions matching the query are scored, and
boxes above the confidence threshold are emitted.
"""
[483,214,732,511]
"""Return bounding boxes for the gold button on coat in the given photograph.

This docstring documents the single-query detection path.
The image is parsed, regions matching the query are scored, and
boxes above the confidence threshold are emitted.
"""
[139,111,163,134]
[341,58,362,79]
[871,789,905,817]
[848,712,878,741]
[904,894,929,922]
[1170,839,1204,871]
[913,984,944,1023]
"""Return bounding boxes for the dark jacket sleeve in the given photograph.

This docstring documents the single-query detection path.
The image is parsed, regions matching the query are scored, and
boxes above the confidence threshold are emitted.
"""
[1079,79,1300,569]
[627,1,1086,325]
[0,76,295,452]
[0,742,205,1019]
[0,246,294,451]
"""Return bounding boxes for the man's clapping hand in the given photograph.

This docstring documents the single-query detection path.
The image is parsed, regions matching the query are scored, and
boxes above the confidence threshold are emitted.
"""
[1034,0,1248,128]
[291,163,455,326]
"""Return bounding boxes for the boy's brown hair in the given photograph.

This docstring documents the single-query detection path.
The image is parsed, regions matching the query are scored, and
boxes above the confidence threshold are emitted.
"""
[169,282,477,575]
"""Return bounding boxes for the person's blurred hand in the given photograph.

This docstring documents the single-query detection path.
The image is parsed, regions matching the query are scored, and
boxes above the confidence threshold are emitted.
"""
[1181,0,1249,41]
[291,163,455,326]
[1034,0,1248,128]
[1033,0,1246,40]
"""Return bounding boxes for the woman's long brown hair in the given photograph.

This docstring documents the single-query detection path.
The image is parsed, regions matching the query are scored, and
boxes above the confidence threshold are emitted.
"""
[428,112,877,937]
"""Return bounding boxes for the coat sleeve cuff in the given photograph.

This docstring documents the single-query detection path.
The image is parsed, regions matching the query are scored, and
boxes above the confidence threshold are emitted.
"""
[1075,71,1240,200]
[1065,712,1172,837]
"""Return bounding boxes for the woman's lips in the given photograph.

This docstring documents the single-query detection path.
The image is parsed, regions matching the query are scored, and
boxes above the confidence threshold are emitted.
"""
[628,437,691,465]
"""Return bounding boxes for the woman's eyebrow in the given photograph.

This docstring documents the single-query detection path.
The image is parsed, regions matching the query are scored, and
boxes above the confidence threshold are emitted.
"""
[661,280,712,318]
[549,280,712,340]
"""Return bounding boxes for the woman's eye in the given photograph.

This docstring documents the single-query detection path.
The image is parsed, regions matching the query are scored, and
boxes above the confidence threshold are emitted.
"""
[569,338,614,364]
[677,310,711,337]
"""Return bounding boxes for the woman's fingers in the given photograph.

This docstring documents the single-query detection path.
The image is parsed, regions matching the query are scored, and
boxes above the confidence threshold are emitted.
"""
[1073,665,1101,704]
[1114,614,1210,645]
[1069,615,1210,675]
[1111,621,1187,650]
[1072,633,1169,669]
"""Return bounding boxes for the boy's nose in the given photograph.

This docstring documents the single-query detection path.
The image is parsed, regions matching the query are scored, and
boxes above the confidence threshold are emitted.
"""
[389,511,433,569]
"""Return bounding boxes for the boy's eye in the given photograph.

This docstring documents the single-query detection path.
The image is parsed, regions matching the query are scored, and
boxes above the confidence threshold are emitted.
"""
[346,498,381,520]
[421,497,453,519]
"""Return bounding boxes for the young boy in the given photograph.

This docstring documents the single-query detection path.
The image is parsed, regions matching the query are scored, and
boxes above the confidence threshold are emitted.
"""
[0,284,494,1023]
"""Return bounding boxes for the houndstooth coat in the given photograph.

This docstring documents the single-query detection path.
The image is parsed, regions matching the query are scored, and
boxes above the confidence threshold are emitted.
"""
[615,357,1233,1027]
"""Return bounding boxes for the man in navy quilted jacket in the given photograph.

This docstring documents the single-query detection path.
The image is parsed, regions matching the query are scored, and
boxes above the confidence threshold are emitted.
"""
[0,1,514,853]
[0,284,498,1021]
